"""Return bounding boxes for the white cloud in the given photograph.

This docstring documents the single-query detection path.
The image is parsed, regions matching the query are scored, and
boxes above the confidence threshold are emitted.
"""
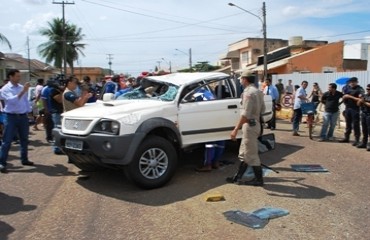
[99,16,108,21]
[23,0,48,5]
[21,12,55,35]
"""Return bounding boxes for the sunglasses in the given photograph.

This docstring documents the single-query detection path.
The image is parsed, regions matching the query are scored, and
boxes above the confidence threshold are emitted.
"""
[367,88,370,90]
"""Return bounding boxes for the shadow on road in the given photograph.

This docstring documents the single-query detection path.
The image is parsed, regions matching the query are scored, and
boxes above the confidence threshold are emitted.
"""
[75,141,305,206]
[260,142,304,166]
[264,177,336,199]
[0,192,37,240]
[7,163,78,177]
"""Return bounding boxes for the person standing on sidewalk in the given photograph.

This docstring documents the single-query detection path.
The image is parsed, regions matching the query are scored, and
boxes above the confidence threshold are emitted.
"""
[292,81,308,136]
[264,78,279,130]
[339,77,364,146]
[318,83,343,141]
[227,71,265,186]
[356,84,370,150]
[0,69,34,173]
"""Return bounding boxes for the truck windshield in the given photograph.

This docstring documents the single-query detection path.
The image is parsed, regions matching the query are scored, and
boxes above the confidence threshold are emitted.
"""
[116,85,179,101]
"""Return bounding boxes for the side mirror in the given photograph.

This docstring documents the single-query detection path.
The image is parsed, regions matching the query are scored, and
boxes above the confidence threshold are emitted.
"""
[103,93,115,102]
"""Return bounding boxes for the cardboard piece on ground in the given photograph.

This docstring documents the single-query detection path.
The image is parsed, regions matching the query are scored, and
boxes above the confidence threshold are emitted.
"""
[291,164,328,172]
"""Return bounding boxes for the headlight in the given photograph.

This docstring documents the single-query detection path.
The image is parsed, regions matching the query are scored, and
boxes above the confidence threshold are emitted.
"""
[93,120,120,135]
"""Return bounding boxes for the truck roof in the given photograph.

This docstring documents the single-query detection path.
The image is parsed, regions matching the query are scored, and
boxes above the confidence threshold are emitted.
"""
[145,72,229,86]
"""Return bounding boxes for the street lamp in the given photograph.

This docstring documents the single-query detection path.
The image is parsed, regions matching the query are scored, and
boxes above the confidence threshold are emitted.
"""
[175,48,192,72]
[161,58,172,73]
[228,2,267,80]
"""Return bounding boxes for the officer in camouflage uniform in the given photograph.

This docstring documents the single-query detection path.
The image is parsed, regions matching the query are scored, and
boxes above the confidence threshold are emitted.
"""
[227,71,266,186]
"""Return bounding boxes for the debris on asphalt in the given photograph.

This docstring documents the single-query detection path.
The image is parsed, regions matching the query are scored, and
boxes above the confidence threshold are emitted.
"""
[243,166,273,178]
[204,192,225,202]
[223,207,289,229]
[291,164,328,172]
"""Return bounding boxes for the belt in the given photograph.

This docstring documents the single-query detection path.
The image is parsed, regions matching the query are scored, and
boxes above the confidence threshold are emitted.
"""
[6,113,27,116]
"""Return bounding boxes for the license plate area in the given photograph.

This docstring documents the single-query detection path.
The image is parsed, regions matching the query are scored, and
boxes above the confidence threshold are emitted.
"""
[65,139,83,151]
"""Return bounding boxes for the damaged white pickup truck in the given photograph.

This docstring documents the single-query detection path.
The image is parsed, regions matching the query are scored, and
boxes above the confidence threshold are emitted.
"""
[54,72,272,189]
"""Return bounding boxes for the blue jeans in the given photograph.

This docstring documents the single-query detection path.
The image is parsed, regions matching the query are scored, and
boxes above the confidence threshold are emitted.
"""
[320,111,339,139]
[0,114,29,166]
[51,113,62,153]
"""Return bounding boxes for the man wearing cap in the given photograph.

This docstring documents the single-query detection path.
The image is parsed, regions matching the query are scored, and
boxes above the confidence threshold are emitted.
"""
[226,71,266,186]
[357,84,370,151]
[339,77,364,146]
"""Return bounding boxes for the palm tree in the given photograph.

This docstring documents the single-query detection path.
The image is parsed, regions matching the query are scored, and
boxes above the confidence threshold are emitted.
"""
[0,33,12,50]
[38,18,85,74]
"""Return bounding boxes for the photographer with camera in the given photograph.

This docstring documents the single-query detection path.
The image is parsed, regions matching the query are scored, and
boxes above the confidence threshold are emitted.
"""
[63,76,92,112]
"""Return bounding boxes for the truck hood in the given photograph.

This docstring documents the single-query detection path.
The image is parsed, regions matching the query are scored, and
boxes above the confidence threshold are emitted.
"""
[62,100,174,119]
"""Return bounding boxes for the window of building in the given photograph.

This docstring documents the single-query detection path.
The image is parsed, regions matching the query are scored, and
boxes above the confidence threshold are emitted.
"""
[241,51,250,64]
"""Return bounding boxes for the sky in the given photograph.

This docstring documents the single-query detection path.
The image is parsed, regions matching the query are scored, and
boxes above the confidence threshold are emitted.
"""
[1,0,370,77]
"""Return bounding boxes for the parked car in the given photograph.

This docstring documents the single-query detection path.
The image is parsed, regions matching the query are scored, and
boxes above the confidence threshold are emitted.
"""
[53,72,272,189]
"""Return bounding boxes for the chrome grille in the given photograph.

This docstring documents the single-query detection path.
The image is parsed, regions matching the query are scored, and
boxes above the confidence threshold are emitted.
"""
[64,119,92,131]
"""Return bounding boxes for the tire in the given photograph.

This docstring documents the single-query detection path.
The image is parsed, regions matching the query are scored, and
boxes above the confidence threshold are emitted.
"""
[125,136,178,189]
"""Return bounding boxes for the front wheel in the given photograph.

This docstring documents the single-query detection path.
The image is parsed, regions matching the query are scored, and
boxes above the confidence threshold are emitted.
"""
[125,136,178,189]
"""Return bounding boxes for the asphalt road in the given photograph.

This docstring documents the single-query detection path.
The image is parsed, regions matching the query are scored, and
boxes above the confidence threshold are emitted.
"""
[0,119,369,240]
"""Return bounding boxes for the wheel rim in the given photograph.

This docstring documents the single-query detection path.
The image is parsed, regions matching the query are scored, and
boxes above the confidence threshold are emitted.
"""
[139,148,169,179]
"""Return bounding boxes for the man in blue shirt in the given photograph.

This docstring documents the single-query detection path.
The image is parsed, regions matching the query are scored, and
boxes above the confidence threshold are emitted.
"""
[263,78,279,130]
[0,69,34,173]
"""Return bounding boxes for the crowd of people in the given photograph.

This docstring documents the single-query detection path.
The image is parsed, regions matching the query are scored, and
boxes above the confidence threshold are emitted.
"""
[269,77,370,151]
[0,69,369,176]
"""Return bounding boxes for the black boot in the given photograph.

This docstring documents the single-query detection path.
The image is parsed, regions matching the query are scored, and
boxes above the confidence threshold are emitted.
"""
[226,161,248,183]
[357,142,367,148]
[240,166,264,186]
[339,136,349,143]
[367,143,370,151]
[352,138,360,146]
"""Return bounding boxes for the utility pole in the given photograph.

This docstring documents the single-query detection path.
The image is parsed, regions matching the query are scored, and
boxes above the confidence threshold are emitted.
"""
[156,61,161,71]
[189,48,192,72]
[53,0,75,76]
[107,54,113,75]
[27,36,31,82]
[262,2,267,81]
[228,2,267,80]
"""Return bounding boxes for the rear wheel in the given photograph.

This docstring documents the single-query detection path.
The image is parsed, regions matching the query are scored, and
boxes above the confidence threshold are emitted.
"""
[125,136,178,189]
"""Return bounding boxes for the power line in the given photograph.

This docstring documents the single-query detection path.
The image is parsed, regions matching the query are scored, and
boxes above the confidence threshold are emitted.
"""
[81,0,246,34]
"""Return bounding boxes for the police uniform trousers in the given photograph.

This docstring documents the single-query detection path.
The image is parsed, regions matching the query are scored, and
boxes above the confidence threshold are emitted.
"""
[344,108,360,140]
[238,122,261,166]
[360,112,370,144]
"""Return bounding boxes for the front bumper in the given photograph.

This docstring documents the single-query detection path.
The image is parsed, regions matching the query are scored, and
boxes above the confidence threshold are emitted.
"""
[53,129,145,166]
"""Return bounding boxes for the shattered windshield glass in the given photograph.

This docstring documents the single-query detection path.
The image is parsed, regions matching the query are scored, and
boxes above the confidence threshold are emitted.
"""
[116,81,179,102]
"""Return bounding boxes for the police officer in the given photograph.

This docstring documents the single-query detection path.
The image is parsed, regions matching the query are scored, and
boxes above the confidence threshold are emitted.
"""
[357,84,370,151]
[339,77,364,146]
[226,71,266,186]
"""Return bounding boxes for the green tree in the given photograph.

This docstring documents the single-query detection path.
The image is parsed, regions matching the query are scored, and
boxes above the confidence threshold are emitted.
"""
[38,18,85,74]
[0,33,12,50]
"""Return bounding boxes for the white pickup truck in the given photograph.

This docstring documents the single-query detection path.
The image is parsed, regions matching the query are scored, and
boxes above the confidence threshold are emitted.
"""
[54,72,272,189]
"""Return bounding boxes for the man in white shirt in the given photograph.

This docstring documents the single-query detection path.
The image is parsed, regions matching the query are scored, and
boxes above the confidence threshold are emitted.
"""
[292,81,308,136]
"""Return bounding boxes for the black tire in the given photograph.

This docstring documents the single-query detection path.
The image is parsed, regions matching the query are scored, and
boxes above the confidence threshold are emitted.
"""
[125,136,178,189]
